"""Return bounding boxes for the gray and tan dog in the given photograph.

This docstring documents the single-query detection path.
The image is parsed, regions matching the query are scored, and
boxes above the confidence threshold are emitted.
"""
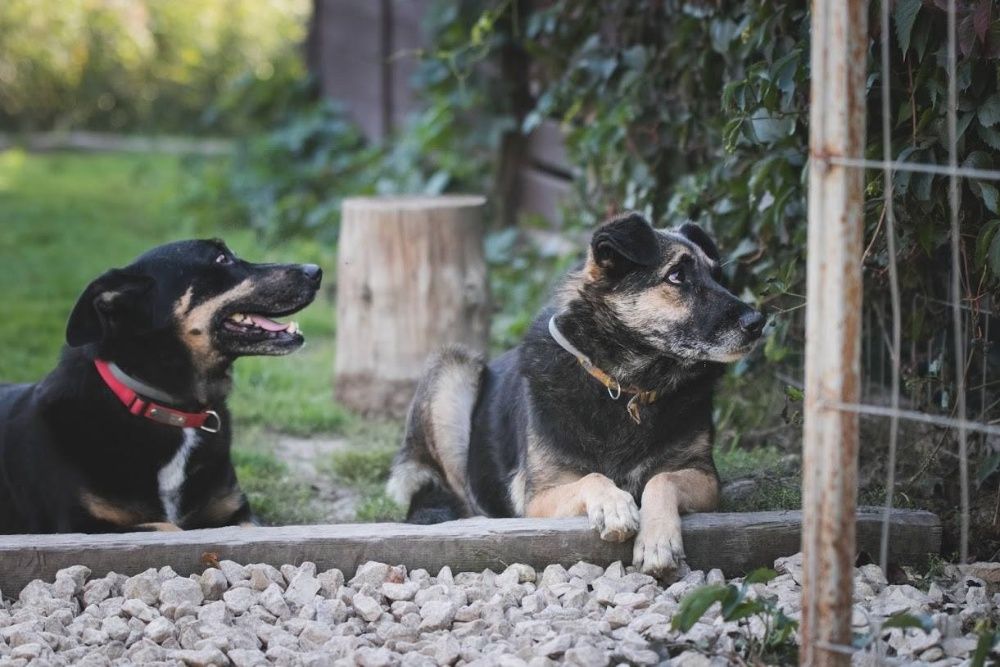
[387,213,764,576]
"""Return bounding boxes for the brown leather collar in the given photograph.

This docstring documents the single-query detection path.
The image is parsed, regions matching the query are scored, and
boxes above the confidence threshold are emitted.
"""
[547,316,658,424]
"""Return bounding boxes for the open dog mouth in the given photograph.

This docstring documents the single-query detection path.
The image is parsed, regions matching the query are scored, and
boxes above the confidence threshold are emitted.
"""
[215,305,310,355]
[223,312,301,339]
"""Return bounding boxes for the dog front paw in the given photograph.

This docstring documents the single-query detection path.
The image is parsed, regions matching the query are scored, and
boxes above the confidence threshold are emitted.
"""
[585,483,639,543]
[633,519,685,577]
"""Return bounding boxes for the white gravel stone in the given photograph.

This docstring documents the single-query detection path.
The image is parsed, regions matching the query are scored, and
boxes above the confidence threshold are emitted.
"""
[122,570,161,605]
[199,569,229,601]
[351,562,392,589]
[229,648,268,667]
[160,578,205,608]
[564,644,609,666]
[259,584,291,619]
[285,570,322,609]
[223,587,257,615]
[143,616,174,644]
[418,600,456,631]
[81,578,113,607]
[3,553,988,666]
[218,560,249,585]
[121,598,158,622]
[383,582,419,602]
[354,593,384,623]
[318,568,345,597]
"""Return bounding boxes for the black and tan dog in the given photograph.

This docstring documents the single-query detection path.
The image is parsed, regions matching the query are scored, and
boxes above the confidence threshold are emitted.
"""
[388,213,764,576]
[0,240,321,534]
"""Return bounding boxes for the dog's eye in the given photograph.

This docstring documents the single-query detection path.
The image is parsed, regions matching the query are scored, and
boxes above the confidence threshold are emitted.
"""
[214,253,232,265]
[666,268,685,285]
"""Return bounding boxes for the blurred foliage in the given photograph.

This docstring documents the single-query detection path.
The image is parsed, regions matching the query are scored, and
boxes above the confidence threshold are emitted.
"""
[513,0,1000,366]
[0,0,309,134]
[182,98,378,244]
[182,0,515,245]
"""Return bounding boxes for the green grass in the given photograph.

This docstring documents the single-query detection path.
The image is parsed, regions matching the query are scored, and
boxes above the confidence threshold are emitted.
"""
[233,445,321,525]
[716,444,802,512]
[324,420,405,522]
[0,149,351,523]
[0,149,338,432]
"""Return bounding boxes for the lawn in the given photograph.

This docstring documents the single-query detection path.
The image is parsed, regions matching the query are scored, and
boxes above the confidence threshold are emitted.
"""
[0,149,401,524]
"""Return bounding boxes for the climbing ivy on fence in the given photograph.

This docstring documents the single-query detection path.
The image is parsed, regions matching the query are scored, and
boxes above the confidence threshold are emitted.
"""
[420,0,1000,385]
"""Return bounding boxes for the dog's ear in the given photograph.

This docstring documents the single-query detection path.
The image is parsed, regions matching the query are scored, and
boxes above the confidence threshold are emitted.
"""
[678,222,720,262]
[590,213,660,277]
[66,269,159,347]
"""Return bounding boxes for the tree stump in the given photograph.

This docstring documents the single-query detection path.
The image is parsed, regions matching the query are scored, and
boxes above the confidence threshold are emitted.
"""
[334,195,490,416]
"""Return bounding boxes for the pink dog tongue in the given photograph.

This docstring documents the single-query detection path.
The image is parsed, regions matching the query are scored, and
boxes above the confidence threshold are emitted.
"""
[249,314,289,332]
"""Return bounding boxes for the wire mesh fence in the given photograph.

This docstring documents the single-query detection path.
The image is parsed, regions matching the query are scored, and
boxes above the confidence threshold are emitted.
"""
[801,0,998,664]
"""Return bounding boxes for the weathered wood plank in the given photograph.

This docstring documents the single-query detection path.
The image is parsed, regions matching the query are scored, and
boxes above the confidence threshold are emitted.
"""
[0,510,939,595]
[314,0,386,140]
[526,120,570,176]
[518,167,573,224]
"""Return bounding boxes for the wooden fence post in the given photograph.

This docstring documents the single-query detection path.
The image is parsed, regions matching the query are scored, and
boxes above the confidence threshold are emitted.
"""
[334,195,490,417]
[800,1,867,665]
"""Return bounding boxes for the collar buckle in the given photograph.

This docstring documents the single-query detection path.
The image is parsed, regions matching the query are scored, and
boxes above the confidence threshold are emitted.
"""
[607,378,622,400]
[200,410,222,433]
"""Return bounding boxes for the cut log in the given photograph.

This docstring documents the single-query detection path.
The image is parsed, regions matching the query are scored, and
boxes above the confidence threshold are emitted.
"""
[334,195,490,416]
[0,510,940,594]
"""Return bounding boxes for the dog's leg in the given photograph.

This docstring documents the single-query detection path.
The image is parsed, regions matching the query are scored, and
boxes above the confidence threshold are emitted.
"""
[633,468,718,577]
[135,522,183,532]
[526,473,639,542]
[389,347,483,524]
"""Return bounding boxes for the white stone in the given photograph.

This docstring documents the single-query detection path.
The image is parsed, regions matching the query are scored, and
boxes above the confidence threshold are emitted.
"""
[223,587,256,615]
[418,600,456,631]
[123,570,161,605]
[382,582,419,602]
[143,617,174,644]
[353,593,384,623]
[160,578,204,608]
[285,571,322,609]
[564,644,609,667]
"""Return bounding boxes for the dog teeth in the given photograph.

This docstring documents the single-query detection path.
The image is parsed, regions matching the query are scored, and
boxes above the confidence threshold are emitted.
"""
[288,321,300,334]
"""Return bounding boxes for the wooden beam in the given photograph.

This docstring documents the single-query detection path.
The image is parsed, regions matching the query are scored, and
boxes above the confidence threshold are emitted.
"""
[802,1,869,665]
[0,510,939,595]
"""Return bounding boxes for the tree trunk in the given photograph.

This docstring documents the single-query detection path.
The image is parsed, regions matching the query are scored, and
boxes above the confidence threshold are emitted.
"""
[334,195,490,417]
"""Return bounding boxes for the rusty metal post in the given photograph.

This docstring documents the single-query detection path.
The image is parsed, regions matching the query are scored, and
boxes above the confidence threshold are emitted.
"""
[800,1,867,665]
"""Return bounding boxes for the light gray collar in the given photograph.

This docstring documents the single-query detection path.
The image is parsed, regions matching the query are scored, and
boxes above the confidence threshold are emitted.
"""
[106,362,182,405]
[547,315,594,368]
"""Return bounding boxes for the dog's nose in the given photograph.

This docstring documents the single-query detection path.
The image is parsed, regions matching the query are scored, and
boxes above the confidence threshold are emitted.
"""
[301,264,322,283]
[739,310,766,337]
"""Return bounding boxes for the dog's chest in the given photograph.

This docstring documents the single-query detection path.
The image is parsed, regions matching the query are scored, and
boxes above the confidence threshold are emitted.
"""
[157,428,200,523]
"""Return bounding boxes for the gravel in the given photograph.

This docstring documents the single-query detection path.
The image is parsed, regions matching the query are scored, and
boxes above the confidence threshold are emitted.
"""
[0,555,996,666]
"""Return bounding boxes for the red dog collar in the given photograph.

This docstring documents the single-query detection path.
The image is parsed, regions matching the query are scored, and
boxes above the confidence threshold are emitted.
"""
[94,359,221,432]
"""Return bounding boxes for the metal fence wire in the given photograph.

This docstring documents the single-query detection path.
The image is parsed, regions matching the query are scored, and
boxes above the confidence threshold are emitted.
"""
[800,0,997,664]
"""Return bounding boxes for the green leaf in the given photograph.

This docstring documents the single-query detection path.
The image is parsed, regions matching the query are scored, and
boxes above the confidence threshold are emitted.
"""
[882,612,933,633]
[785,386,804,401]
[975,219,1000,269]
[979,182,1000,213]
[971,628,999,667]
[893,0,922,55]
[977,452,1000,486]
[979,94,1000,127]
[912,171,934,201]
[745,567,779,584]
[672,584,731,632]
[990,230,1000,276]
[749,108,794,144]
[723,599,763,623]
[977,123,1000,151]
